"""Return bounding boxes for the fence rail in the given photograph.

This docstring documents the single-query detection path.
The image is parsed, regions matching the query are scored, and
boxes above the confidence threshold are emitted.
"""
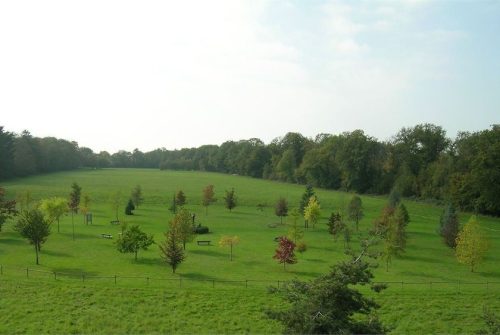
[1,264,499,291]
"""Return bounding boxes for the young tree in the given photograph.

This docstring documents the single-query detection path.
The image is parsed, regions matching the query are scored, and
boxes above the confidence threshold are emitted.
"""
[39,197,67,233]
[388,188,401,209]
[68,182,81,241]
[110,191,122,221]
[219,235,240,261]
[381,216,405,271]
[439,203,459,248]
[456,216,489,272]
[159,230,185,273]
[0,187,17,232]
[327,212,345,241]
[304,196,321,229]
[175,190,186,207]
[15,209,51,265]
[168,193,177,214]
[169,208,194,250]
[125,199,135,215]
[116,224,154,261]
[224,188,237,212]
[397,203,410,226]
[275,197,288,225]
[17,190,34,211]
[267,258,386,334]
[287,208,304,243]
[299,184,315,215]
[130,185,144,209]
[201,184,216,215]
[347,195,364,231]
[81,194,91,224]
[273,236,297,270]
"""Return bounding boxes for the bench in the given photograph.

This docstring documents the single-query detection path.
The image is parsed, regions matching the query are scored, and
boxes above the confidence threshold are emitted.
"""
[110,220,120,225]
[197,240,211,246]
[101,234,113,239]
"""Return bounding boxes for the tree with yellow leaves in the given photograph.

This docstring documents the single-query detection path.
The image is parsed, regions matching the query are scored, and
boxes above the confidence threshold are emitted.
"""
[219,235,240,261]
[304,196,321,229]
[455,216,489,272]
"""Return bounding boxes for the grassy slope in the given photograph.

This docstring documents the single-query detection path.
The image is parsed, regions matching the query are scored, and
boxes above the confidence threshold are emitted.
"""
[1,168,499,334]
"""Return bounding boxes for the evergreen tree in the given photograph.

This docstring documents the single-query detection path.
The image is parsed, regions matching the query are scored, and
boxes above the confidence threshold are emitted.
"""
[299,184,315,214]
[175,190,186,207]
[125,199,135,215]
[327,212,344,241]
[439,203,459,248]
[0,187,17,232]
[388,188,401,209]
[159,230,185,273]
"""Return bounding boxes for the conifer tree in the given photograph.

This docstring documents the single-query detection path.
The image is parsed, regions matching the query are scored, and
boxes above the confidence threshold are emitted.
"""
[439,203,459,248]
[159,230,185,273]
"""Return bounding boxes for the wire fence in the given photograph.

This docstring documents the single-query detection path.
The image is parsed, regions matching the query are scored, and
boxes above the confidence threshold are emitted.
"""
[1,264,500,292]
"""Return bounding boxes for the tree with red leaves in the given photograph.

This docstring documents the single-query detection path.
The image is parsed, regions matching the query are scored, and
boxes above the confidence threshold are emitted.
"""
[273,236,297,271]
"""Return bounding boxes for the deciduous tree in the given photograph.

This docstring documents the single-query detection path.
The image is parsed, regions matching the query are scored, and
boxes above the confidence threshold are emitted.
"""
[201,184,216,215]
[116,224,154,261]
[287,208,304,243]
[456,216,488,272]
[125,199,135,215]
[169,209,194,250]
[81,194,91,224]
[347,195,364,231]
[219,235,240,261]
[159,230,185,273]
[39,197,67,233]
[110,191,122,221]
[0,187,17,232]
[68,182,81,240]
[304,196,321,229]
[275,197,288,224]
[327,212,344,241]
[273,236,297,270]
[224,188,237,212]
[131,185,143,209]
[15,209,51,265]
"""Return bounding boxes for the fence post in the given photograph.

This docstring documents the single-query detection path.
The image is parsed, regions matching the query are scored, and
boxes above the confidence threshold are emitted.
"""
[114,275,117,285]
[26,267,29,279]
[147,277,150,286]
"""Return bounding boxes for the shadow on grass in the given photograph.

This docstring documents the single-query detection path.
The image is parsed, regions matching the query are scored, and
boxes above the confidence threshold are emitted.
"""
[50,267,99,277]
[44,249,71,257]
[189,249,226,258]
[403,254,444,264]
[477,271,500,279]
[134,257,163,266]
[286,270,319,278]
[303,258,327,263]
[180,272,217,281]
[0,238,24,246]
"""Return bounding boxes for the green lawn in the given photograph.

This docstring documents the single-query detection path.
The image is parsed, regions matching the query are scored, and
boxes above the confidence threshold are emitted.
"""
[1,168,499,334]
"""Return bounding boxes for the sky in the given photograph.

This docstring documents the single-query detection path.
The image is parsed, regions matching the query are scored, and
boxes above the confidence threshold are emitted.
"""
[0,0,499,153]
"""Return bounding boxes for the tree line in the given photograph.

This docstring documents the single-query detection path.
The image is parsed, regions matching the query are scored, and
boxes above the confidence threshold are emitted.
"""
[2,124,499,215]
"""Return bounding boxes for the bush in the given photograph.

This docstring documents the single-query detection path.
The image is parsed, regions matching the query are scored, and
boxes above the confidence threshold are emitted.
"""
[193,225,209,234]
[296,241,307,253]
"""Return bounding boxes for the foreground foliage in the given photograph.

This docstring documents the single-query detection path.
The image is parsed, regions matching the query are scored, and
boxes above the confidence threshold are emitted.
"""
[267,258,386,334]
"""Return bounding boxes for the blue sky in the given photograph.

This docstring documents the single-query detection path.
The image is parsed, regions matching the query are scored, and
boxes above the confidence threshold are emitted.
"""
[0,0,498,152]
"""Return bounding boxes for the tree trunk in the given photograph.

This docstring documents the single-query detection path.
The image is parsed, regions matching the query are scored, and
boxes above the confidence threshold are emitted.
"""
[72,212,75,241]
[283,262,286,271]
[172,266,176,274]
[280,216,283,225]
[57,218,60,233]
[135,250,138,261]
[183,241,186,250]
[35,244,39,265]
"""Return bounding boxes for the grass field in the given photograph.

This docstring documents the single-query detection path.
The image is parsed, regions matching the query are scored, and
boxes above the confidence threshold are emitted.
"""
[1,168,499,334]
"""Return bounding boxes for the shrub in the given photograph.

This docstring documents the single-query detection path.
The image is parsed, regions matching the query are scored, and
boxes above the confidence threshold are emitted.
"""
[296,241,307,253]
[194,225,209,234]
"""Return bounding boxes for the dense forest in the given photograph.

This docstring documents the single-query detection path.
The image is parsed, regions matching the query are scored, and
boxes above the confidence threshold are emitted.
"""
[1,124,499,215]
